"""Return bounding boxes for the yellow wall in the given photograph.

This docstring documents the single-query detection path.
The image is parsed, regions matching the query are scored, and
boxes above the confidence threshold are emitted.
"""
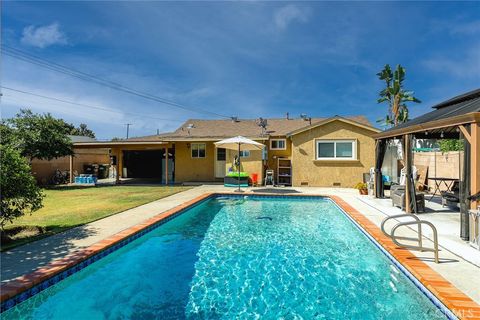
[174,141,215,182]
[290,120,376,187]
[225,149,264,183]
[31,148,110,184]
[266,137,292,171]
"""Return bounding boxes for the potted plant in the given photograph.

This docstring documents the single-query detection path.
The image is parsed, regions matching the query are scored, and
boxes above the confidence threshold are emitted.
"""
[354,182,368,195]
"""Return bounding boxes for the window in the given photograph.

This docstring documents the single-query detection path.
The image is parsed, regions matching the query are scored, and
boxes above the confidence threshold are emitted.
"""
[191,143,206,158]
[239,150,250,158]
[316,140,356,160]
[270,139,286,150]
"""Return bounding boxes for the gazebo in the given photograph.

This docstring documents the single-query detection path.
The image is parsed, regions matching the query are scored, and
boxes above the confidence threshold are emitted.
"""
[372,88,480,241]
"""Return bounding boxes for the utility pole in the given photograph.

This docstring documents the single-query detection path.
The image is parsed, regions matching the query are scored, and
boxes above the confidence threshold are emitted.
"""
[125,123,132,139]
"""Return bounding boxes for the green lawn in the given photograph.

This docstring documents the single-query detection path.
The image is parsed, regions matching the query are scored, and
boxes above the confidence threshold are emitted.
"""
[1,185,192,251]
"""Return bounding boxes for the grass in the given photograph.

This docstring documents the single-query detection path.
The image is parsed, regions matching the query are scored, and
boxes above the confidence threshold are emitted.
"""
[1,185,192,251]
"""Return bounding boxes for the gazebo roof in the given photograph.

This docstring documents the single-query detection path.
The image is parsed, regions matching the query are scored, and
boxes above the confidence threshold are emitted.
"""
[373,88,480,139]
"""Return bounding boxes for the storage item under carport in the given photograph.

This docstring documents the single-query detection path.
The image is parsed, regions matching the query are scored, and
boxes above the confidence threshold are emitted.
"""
[97,164,110,179]
[83,164,99,176]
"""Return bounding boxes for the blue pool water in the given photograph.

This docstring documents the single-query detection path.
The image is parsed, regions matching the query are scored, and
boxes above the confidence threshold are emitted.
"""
[2,197,447,319]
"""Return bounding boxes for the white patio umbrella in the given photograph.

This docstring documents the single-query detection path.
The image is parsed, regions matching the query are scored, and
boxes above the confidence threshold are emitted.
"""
[214,136,265,192]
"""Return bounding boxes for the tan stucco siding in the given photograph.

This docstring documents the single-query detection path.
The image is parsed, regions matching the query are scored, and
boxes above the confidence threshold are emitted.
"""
[266,137,292,171]
[31,148,110,184]
[226,149,264,183]
[291,121,376,187]
[174,141,215,182]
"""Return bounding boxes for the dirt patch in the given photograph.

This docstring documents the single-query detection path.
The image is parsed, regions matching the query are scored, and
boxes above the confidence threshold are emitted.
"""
[1,226,47,246]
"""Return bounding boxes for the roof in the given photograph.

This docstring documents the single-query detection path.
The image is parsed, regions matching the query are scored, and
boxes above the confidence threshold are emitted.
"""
[67,135,96,143]
[432,88,480,109]
[287,116,381,136]
[374,88,480,139]
[128,116,374,141]
[74,141,167,148]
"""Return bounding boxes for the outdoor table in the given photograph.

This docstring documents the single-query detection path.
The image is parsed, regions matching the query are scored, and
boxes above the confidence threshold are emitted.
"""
[428,177,459,201]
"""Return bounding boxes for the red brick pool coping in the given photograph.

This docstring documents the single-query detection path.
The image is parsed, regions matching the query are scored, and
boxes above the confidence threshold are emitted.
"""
[1,192,479,319]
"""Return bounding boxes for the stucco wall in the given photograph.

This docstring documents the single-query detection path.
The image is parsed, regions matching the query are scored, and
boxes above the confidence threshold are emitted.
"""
[174,141,216,182]
[266,137,292,171]
[31,148,110,184]
[226,149,264,183]
[291,121,376,187]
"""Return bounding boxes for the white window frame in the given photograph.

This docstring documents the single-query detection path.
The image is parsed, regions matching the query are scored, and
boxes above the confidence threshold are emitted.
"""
[315,139,357,160]
[191,143,206,158]
[239,150,250,158]
[270,139,286,150]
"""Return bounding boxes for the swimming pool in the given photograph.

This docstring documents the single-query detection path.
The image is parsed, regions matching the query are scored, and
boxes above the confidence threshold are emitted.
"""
[2,196,449,319]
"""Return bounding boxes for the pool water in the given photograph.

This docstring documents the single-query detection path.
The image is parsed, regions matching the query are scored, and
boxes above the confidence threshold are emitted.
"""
[2,197,446,319]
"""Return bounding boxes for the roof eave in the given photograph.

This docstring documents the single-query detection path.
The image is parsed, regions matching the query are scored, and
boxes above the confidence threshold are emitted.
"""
[372,112,480,140]
[73,141,168,148]
[287,116,380,137]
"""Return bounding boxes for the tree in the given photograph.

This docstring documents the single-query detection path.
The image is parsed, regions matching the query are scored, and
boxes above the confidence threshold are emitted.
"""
[377,64,421,127]
[0,145,44,229]
[4,109,74,161]
[66,123,96,138]
[439,139,463,152]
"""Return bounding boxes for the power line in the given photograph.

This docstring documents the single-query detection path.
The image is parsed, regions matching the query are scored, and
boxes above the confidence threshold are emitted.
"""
[1,86,185,122]
[1,45,232,119]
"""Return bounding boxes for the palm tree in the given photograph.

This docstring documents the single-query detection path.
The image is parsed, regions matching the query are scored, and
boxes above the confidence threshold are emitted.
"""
[377,64,421,127]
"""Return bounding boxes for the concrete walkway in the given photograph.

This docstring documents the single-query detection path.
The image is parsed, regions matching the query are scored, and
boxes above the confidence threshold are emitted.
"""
[1,185,479,304]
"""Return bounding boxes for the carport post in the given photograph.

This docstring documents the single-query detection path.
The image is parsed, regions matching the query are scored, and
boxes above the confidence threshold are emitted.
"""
[115,149,121,184]
[69,154,74,184]
[165,147,168,185]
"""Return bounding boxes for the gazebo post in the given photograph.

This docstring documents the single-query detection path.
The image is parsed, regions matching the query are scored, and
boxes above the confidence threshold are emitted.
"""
[471,123,480,210]
[404,134,411,213]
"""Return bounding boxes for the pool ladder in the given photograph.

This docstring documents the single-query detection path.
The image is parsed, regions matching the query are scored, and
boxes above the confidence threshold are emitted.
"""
[381,214,439,264]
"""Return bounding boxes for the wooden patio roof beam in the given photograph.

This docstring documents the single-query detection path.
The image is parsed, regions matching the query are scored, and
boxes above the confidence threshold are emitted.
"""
[372,112,480,140]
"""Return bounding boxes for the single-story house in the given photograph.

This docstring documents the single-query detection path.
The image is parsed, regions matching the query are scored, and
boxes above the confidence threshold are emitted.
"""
[73,115,380,187]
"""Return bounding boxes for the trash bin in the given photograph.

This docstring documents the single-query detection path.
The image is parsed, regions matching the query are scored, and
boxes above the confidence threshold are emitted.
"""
[83,164,94,175]
[98,164,110,179]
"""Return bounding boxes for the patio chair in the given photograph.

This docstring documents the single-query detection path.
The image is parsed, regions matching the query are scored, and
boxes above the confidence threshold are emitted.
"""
[391,166,418,194]
[391,166,424,212]
[391,187,425,213]
[441,181,460,207]
[265,170,274,186]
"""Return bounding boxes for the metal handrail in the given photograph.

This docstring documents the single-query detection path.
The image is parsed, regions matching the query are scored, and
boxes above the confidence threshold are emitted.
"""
[391,221,439,264]
[381,214,423,248]
[381,214,439,263]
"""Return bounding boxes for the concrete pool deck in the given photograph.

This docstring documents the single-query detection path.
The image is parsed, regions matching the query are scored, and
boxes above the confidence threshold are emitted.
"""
[1,185,479,314]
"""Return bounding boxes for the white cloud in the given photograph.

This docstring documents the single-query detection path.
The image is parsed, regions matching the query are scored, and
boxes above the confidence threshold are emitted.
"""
[273,5,310,31]
[21,22,67,48]
[422,45,480,79]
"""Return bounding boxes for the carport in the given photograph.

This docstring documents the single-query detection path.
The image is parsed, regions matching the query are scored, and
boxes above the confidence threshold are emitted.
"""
[72,141,172,184]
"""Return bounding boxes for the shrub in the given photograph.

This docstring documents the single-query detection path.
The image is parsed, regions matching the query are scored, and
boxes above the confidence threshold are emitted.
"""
[0,145,44,229]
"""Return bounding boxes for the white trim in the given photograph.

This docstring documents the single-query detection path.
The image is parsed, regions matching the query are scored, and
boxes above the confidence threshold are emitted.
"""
[191,143,206,158]
[270,138,287,150]
[315,139,357,160]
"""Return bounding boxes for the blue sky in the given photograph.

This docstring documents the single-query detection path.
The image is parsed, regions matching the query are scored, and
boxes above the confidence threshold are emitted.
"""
[2,1,479,139]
